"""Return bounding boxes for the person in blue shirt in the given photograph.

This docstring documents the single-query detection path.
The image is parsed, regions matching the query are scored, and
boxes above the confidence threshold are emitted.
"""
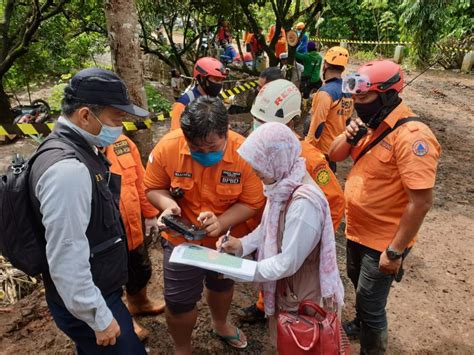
[296,22,308,54]
[220,40,237,64]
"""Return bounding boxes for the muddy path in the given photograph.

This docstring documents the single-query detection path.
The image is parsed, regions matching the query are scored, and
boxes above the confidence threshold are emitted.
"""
[0,67,473,354]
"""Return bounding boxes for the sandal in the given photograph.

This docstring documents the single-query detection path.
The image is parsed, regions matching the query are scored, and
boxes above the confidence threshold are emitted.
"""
[212,327,248,349]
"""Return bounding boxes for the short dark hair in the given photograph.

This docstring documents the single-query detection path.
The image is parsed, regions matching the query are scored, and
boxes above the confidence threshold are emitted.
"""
[61,84,106,117]
[326,63,345,73]
[180,96,228,144]
[259,67,283,83]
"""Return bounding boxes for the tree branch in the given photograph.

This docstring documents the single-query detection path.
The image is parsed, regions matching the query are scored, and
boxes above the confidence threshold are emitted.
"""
[0,0,68,77]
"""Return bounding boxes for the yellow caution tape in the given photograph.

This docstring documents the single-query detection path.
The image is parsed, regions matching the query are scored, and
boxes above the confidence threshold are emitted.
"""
[0,80,259,136]
[312,38,471,53]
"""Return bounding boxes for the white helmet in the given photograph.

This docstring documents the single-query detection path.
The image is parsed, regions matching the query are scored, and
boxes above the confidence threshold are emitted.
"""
[251,79,301,125]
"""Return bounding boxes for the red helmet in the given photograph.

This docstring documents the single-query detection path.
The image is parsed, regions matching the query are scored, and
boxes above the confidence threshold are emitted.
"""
[356,60,404,94]
[193,57,228,79]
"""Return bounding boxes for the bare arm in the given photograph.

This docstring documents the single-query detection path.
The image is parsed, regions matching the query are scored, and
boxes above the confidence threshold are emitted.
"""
[146,189,181,228]
[199,202,257,238]
[379,188,433,274]
[328,117,367,162]
[390,188,433,252]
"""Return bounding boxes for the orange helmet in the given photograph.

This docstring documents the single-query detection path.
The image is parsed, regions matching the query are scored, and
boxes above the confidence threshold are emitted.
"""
[193,57,228,79]
[342,61,404,95]
[295,22,305,30]
[324,46,349,67]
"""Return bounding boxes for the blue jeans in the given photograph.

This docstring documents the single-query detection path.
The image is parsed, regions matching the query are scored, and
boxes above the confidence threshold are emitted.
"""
[346,240,409,354]
[47,290,146,355]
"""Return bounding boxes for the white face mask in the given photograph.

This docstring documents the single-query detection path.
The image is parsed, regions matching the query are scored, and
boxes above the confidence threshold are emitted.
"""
[253,119,264,131]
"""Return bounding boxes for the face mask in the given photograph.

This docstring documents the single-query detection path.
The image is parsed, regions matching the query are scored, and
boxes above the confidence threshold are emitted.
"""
[354,96,384,125]
[253,119,263,131]
[203,78,223,97]
[190,150,224,167]
[90,111,123,147]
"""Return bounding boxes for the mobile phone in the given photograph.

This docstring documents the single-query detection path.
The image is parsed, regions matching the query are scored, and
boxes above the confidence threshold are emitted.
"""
[347,124,368,146]
[162,215,207,241]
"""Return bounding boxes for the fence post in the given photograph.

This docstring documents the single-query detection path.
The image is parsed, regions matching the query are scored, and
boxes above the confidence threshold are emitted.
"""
[461,51,473,73]
[394,45,405,64]
[340,41,347,48]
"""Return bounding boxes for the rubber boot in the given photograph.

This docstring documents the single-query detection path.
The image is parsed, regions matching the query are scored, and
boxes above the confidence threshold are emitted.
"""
[359,323,388,355]
[132,319,150,342]
[126,286,165,316]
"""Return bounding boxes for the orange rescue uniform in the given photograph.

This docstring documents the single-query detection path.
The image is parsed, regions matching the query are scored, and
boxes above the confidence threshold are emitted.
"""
[344,103,441,252]
[298,137,345,230]
[105,135,159,251]
[170,86,202,131]
[306,78,353,155]
[144,129,266,248]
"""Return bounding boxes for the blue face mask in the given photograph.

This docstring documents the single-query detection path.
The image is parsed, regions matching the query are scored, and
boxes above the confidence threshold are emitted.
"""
[90,111,123,147]
[190,150,224,167]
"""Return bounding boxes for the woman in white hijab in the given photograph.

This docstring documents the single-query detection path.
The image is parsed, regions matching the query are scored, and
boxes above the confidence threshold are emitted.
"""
[217,122,344,343]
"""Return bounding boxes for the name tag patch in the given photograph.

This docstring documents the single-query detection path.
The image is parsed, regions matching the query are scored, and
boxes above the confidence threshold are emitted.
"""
[220,170,241,184]
[113,140,130,156]
[174,171,192,178]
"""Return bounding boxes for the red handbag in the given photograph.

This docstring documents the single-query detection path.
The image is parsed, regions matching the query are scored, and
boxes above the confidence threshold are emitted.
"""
[277,300,350,355]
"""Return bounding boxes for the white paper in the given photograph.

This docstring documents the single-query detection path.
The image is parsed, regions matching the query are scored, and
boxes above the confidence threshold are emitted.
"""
[169,244,257,281]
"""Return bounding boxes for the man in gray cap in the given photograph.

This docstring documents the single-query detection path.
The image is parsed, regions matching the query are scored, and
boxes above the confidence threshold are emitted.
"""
[29,68,148,354]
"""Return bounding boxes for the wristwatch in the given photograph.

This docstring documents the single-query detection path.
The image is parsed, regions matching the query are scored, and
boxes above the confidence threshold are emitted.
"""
[386,246,404,260]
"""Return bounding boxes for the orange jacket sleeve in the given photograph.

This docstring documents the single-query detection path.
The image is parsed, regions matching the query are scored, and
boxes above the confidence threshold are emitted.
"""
[394,123,441,190]
[170,102,186,131]
[144,139,172,191]
[305,91,332,147]
[128,137,159,218]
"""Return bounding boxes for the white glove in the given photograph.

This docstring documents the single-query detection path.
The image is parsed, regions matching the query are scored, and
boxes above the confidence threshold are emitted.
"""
[144,217,159,237]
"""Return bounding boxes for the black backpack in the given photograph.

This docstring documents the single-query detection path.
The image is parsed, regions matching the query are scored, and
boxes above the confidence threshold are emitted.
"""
[0,140,72,276]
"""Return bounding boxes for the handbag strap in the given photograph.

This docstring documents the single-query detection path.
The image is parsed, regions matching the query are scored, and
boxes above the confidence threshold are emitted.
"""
[286,321,319,351]
[353,116,421,164]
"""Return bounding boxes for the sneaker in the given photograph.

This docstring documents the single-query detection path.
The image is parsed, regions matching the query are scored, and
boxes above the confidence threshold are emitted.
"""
[343,318,361,339]
[238,304,266,324]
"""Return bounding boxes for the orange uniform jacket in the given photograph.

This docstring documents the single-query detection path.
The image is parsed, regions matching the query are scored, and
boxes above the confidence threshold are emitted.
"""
[144,129,266,248]
[344,103,441,252]
[105,135,159,250]
[170,86,202,131]
[299,138,345,230]
[306,78,353,155]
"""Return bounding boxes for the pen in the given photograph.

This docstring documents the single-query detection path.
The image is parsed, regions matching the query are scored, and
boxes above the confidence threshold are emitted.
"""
[220,226,232,253]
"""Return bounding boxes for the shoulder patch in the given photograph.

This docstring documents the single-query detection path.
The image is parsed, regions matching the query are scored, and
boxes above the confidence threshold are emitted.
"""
[314,165,331,186]
[113,139,131,156]
[412,140,429,156]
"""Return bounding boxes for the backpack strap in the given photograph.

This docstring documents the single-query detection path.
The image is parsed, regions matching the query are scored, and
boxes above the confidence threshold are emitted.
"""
[353,116,421,164]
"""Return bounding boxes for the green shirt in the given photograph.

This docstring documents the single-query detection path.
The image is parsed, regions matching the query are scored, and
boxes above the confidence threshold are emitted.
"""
[295,51,322,83]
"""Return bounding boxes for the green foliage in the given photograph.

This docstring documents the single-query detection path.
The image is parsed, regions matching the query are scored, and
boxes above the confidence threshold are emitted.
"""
[48,83,67,113]
[145,83,172,113]
[2,1,108,92]
[351,50,379,61]
[399,0,450,67]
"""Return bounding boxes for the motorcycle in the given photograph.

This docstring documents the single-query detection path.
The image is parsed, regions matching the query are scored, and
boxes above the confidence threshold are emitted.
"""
[12,99,51,124]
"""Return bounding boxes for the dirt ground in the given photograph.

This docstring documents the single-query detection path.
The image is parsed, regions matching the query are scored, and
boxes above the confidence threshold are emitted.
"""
[0,65,473,354]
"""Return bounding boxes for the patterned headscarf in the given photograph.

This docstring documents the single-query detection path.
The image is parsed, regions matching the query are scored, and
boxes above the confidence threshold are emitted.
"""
[238,122,344,315]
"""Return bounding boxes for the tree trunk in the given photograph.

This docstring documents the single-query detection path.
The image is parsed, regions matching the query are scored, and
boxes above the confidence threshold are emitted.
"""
[104,0,153,163]
[0,79,14,124]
